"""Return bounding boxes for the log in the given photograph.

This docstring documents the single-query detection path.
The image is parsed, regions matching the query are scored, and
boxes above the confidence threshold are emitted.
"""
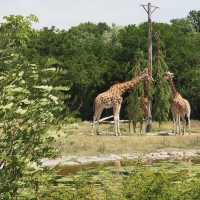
[93,115,114,124]
[100,120,129,124]
[99,115,114,122]
[93,115,130,124]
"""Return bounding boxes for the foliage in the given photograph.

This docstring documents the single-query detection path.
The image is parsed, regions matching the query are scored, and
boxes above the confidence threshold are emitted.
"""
[29,163,200,200]
[188,10,200,32]
[0,11,197,120]
[152,37,170,125]
[123,169,200,200]
[0,15,66,199]
[126,51,146,131]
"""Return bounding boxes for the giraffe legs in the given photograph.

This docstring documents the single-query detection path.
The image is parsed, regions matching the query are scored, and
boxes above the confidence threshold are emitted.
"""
[184,113,191,135]
[174,113,191,136]
[113,101,122,136]
[181,116,186,135]
[185,105,191,135]
[171,111,176,134]
[114,113,120,136]
[133,121,137,134]
[93,106,104,135]
[173,118,176,134]
[181,115,191,136]
[174,114,179,135]
[187,115,191,135]
[177,114,181,135]
[139,120,144,135]
[129,120,143,135]
[129,120,137,134]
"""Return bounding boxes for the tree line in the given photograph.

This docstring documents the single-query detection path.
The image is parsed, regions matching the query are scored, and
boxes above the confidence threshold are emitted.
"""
[1,11,200,122]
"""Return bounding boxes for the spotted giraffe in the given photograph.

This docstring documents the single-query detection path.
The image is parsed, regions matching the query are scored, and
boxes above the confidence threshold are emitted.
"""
[164,71,191,135]
[93,68,152,136]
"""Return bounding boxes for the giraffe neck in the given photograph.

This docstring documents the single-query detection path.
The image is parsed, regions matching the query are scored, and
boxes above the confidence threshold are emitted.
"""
[116,75,146,95]
[169,78,178,97]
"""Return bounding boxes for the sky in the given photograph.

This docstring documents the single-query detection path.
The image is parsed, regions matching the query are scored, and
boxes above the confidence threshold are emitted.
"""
[0,0,200,29]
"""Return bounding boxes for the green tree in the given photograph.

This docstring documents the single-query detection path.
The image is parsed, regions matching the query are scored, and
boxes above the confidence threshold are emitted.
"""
[152,33,170,126]
[153,56,170,125]
[188,10,200,32]
[0,15,66,199]
[126,51,146,133]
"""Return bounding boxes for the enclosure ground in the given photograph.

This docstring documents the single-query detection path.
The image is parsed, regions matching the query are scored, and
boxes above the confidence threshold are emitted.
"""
[50,120,200,157]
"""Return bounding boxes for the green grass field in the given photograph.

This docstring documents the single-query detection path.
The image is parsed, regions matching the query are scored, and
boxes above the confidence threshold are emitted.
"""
[50,120,200,156]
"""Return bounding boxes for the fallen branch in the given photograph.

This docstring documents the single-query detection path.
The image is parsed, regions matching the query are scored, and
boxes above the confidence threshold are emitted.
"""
[99,115,114,122]
[100,120,130,124]
[93,115,114,124]
[93,116,130,124]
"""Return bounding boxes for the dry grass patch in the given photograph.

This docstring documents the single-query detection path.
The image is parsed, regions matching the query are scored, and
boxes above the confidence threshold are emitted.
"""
[50,120,200,156]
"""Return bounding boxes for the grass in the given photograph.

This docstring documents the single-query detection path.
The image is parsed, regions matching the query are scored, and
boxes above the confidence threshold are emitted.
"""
[49,120,200,156]
[51,159,200,200]
[42,121,200,200]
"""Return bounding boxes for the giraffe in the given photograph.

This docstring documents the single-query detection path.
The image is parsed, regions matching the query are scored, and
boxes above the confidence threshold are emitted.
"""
[164,71,191,135]
[128,96,149,134]
[93,68,152,136]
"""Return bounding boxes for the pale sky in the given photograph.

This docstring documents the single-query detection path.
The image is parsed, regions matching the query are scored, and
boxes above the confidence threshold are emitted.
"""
[0,0,200,29]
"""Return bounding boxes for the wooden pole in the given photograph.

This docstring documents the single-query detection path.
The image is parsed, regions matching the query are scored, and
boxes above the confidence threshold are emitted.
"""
[146,3,153,132]
[141,3,159,132]
[148,3,153,77]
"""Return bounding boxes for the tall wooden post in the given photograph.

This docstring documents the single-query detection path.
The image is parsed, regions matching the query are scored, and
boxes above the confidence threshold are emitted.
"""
[141,3,159,132]
[147,3,153,77]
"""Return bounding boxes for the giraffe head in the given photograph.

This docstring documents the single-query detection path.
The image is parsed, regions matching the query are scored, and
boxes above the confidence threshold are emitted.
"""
[164,71,174,80]
[140,68,153,81]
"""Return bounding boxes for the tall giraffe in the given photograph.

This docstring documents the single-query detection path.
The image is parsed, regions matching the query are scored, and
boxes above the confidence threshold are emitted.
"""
[164,71,191,135]
[93,68,152,136]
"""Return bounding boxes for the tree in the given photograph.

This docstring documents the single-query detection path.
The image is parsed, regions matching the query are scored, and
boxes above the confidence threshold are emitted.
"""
[0,15,66,199]
[152,33,170,126]
[152,56,170,126]
[126,51,146,133]
[188,10,200,32]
